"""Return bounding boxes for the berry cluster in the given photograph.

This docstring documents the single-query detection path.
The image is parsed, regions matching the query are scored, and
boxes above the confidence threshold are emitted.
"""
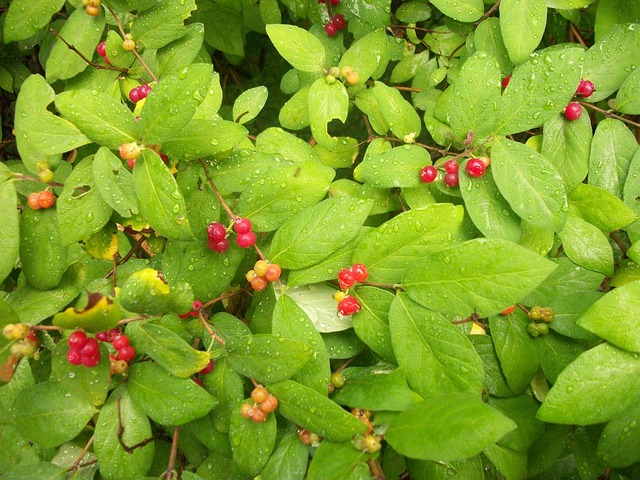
[96,41,110,64]
[26,190,55,210]
[340,66,359,86]
[67,331,101,367]
[82,0,101,16]
[178,300,204,319]
[327,371,345,394]
[564,78,595,121]
[527,306,555,337]
[239,386,279,423]
[350,409,381,452]
[333,263,368,316]
[206,218,257,253]
[245,259,282,292]
[95,329,136,362]
[297,428,322,446]
[129,84,151,103]
[420,157,490,187]
[3,324,38,358]
[324,14,347,36]
[36,161,54,183]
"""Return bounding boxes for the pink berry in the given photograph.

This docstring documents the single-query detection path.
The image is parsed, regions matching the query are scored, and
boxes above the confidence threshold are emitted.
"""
[502,75,511,89]
[192,300,203,310]
[210,238,229,252]
[200,360,214,375]
[67,348,82,365]
[444,160,459,174]
[236,231,257,248]
[465,158,486,178]
[233,218,252,234]
[324,23,338,36]
[564,101,582,121]
[81,338,99,357]
[112,335,130,350]
[68,331,88,350]
[444,172,459,187]
[97,41,106,57]
[338,268,356,290]
[352,264,368,283]
[576,79,595,98]
[138,84,151,99]
[330,0,340,4]
[338,296,361,316]
[420,165,437,183]
[207,222,227,242]
[333,14,346,30]
[107,328,120,342]
[117,346,136,362]
[129,87,141,103]
[82,353,101,368]
[192,377,204,387]
[95,331,109,342]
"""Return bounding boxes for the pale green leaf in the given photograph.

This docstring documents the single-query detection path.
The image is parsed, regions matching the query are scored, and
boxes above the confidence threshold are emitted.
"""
[266,24,326,72]
[500,0,547,65]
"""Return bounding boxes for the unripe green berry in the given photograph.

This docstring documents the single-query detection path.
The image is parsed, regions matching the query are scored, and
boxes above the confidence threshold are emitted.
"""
[529,306,543,322]
[328,67,341,77]
[330,371,346,389]
[326,74,336,84]
[527,322,540,337]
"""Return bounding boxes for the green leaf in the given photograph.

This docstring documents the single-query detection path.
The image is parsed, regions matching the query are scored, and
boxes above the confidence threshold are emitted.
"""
[441,52,501,143]
[577,281,640,352]
[559,212,614,275]
[615,67,640,114]
[474,18,513,76]
[269,197,371,269]
[537,343,640,425]
[226,334,313,384]
[429,0,483,22]
[489,310,539,394]
[119,268,193,315]
[307,441,371,480]
[470,336,513,398]
[195,3,244,57]
[0,463,65,480]
[139,64,212,145]
[331,366,413,411]
[536,332,587,384]
[128,362,217,425]
[130,0,197,50]
[598,401,640,467]
[55,89,138,149]
[57,156,112,246]
[268,380,367,442]
[352,286,396,363]
[390,294,484,397]
[157,23,205,76]
[371,82,422,139]
[588,118,637,199]
[541,108,593,193]
[624,149,640,243]
[53,292,121,333]
[308,77,349,150]
[265,25,326,72]
[3,0,65,43]
[459,166,521,242]
[353,204,466,284]
[385,394,517,461]
[354,144,429,188]
[279,85,310,130]
[233,86,268,124]
[128,322,210,378]
[45,8,105,83]
[0,179,19,284]
[390,52,431,84]
[499,0,547,65]
[339,29,389,84]
[495,45,583,135]
[583,24,640,102]
[403,238,557,318]
[229,402,277,475]
[489,395,544,452]
[93,147,139,218]
[94,386,155,480]
[272,294,331,395]
[491,137,568,232]
[546,0,595,8]
[237,160,335,232]
[483,444,527,480]
[133,149,193,241]
[13,381,96,448]
[261,426,309,480]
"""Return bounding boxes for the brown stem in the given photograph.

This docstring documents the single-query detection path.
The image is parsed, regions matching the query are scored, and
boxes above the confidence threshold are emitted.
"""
[50,29,128,74]
[164,427,181,480]
[367,458,386,480]
[117,315,153,326]
[199,158,237,220]
[116,396,158,453]
[610,232,628,254]
[32,325,63,331]
[393,86,422,93]
[198,311,226,345]
[105,235,146,279]
[477,0,501,25]
[71,435,94,473]
[580,101,640,129]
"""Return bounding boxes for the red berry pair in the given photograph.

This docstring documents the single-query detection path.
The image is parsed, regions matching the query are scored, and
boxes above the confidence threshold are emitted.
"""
[95,328,120,342]
[234,218,256,248]
[27,190,55,210]
[324,14,347,36]
[67,331,101,367]
[96,41,110,64]
[207,222,229,252]
[129,84,151,103]
[338,263,368,290]
[178,300,204,319]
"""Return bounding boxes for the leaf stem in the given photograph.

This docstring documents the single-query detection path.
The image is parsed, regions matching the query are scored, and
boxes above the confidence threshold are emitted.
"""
[164,427,181,480]
[580,101,640,129]
[49,28,127,74]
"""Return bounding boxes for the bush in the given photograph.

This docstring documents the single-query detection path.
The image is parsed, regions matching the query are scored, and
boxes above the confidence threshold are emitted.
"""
[1,0,640,478]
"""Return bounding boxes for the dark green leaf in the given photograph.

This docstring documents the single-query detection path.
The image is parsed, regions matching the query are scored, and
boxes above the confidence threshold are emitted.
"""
[331,366,413,411]
[229,402,277,475]
[93,147,139,218]
[352,286,396,363]
[261,426,309,480]
[536,332,587,384]
[598,401,640,467]
[307,441,371,480]
[3,0,65,43]
[559,212,614,275]
[0,177,19,284]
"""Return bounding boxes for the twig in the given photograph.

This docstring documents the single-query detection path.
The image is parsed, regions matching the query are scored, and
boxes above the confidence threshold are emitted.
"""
[367,458,386,480]
[50,29,127,74]
[116,395,158,453]
[70,435,94,474]
[477,0,501,25]
[198,311,226,345]
[164,427,181,480]
[580,101,640,129]
[199,159,237,221]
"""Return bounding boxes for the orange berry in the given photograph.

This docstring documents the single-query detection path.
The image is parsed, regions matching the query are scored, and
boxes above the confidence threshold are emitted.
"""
[240,403,253,418]
[251,386,269,404]
[119,142,141,161]
[251,275,268,292]
[251,407,267,423]
[258,395,278,413]
[501,305,516,315]
[37,191,55,209]
[27,193,41,210]
[85,5,100,15]
[346,72,360,86]
[245,269,257,282]
[264,264,281,282]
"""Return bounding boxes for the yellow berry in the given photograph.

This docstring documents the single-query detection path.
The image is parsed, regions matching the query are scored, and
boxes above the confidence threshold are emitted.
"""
[254,260,269,277]
[333,291,346,302]
[341,66,353,78]
[346,71,360,86]
[122,36,136,51]
[245,269,257,282]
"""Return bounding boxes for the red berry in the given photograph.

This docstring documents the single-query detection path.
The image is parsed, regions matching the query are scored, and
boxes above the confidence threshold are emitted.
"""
[107,328,120,341]
[95,331,109,342]
[465,158,486,178]
[138,84,151,99]
[501,305,516,315]
[502,75,511,89]
[251,386,269,404]
[444,172,459,187]
[330,0,340,4]
[420,165,437,183]
[251,275,269,292]
[192,300,203,310]
[82,353,101,368]
[210,238,229,253]
[68,331,88,350]
[576,79,595,98]
[338,268,356,290]
[333,14,346,30]
[236,231,257,248]
[192,377,204,387]
[564,101,582,121]
[351,264,368,283]
[200,360,214,375]
[67,348,82,365]
[264,264,282,282]
[251,408,267,423]
[117,346,136,362]
[207,222,227,242]
[97,41,106,57]
[444,159,459,174]
[81,338,99,357]
[129,87,141,103]
[112,335,130,350]
[37,191,55,209]
[338,295,361,316]
[324,23,338,36]
[233,218,252,234]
